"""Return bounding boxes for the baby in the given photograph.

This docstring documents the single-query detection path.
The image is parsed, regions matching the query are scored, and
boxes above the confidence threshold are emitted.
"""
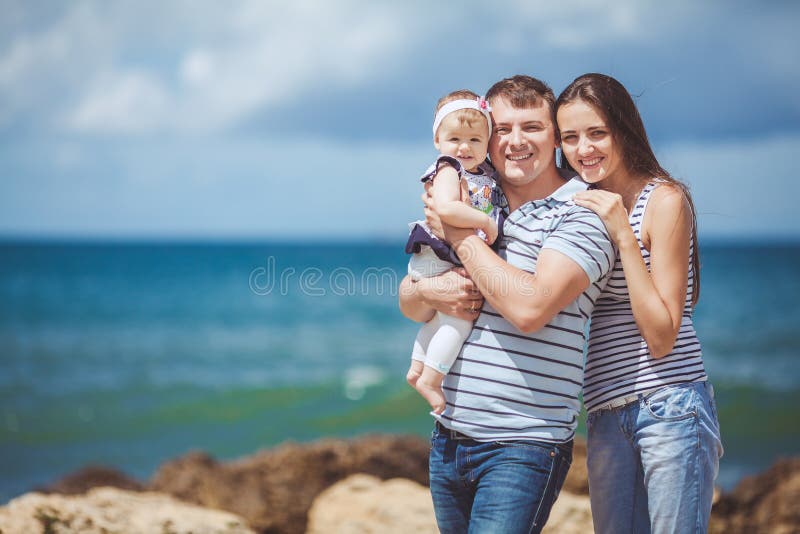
[405,89,500,414]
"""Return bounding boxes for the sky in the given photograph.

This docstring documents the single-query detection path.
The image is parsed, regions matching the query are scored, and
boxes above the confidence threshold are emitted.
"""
[1,0,799,241]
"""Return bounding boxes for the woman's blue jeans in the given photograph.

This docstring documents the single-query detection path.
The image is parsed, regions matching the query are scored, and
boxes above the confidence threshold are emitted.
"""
[587,381,724,533]
[429,424,573,534]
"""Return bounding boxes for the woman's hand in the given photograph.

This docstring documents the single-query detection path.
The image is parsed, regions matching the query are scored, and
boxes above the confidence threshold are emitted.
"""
[417,268,484,321]
[573,190,633,245]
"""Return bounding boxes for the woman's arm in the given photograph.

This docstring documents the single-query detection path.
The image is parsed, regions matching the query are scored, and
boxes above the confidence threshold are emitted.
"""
[574,186,691,358]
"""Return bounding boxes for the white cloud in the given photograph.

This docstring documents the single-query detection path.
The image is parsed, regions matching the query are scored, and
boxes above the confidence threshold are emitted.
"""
[0,0,797,140]
[180,50,215,87]
[67,70,170,133]
[492,0,650,51]
[0,1,652,134]
[0,1,412,134]
[0,2,116,128]
[165,1,407,131]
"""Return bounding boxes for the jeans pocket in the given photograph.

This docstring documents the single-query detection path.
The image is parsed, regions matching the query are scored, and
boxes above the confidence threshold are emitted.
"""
[587,410,597,427]
[644,384,698,421]
[706,383,720,424]
[530,447,571,534]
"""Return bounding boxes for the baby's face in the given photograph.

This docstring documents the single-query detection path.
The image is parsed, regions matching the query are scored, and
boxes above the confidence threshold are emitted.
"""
[434,114,490,172]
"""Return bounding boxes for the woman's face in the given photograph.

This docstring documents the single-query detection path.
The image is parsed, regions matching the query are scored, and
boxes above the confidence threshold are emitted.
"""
[557,100,623,184]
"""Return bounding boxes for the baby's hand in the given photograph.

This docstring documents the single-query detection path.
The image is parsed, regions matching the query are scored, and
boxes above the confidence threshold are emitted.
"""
[483,218,498,245]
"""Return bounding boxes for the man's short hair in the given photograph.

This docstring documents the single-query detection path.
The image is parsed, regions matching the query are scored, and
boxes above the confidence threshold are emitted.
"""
[486,75,556,125]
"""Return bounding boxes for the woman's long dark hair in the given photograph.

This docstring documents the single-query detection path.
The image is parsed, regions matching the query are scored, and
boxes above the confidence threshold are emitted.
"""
[556,73,700,305]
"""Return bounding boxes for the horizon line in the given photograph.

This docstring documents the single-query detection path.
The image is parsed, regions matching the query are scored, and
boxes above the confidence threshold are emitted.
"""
[1,233,800,247]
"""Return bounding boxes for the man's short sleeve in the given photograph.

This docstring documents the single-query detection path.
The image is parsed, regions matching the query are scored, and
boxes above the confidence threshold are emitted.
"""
[541,206,615,283]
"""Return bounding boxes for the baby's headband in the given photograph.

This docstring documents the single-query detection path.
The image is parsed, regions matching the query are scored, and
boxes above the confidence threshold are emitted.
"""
[432,97,492,137]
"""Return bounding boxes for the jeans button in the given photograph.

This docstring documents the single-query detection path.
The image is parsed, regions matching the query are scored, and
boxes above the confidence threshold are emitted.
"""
[550,451,555,457]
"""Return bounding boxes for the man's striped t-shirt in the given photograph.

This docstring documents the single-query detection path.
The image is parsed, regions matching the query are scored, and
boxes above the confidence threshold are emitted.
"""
[436,176,614,444]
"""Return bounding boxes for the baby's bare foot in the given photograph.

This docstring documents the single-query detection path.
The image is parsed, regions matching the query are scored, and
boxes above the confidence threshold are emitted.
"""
[414,365,446,413]
[415,380,446,414]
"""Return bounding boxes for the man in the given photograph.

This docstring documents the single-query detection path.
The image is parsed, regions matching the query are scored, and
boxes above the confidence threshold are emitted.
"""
[399,75,614,533]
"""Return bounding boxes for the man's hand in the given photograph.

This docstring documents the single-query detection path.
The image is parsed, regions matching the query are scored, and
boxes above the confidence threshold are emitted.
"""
[409,268,484,321]
[425,268,484,320]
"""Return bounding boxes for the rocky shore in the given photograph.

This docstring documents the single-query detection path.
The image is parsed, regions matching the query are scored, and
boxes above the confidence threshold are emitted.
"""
[0,435,797,533]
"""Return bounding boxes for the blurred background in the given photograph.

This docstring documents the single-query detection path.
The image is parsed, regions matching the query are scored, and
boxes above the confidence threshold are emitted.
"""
[1,0,798,502]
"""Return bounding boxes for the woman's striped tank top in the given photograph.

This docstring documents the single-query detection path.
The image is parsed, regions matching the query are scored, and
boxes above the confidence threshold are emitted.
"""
[583,181,707,412]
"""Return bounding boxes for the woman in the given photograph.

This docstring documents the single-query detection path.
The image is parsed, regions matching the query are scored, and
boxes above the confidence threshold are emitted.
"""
[556,73,723,533]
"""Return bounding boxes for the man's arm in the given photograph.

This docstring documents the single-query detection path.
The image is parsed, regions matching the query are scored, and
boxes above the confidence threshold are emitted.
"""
[453,235,590,333]
[443,201,614,333]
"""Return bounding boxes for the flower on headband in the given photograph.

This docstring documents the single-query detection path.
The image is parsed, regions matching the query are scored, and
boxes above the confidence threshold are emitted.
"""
[478,98,488,110]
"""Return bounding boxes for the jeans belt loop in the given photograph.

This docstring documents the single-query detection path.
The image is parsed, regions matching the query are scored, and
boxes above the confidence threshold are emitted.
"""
[436,420,469,440]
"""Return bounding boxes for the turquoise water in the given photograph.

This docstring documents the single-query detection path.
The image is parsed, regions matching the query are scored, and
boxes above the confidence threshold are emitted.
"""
[1,241,798,501]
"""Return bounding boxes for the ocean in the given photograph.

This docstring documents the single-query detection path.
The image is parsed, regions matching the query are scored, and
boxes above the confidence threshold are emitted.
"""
[1,240,798,502]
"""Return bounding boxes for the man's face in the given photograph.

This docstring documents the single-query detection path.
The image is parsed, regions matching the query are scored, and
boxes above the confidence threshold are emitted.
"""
[488,97,558,188]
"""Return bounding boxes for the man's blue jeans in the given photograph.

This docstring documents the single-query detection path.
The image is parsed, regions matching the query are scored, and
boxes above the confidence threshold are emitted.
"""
[429,423,573,534]
[587,381,723,533]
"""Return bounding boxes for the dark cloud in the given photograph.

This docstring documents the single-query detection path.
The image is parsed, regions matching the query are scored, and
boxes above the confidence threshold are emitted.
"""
[231,3,800,145]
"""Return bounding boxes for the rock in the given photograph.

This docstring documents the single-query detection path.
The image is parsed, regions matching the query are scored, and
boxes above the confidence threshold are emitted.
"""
[307,474,437,534]
[36,434,589,533]
[0,486,254,534]
[710,457,800,534]
[146,433,586,534]
[41,435,800,534]
[149,434,430,534]
[542,491,593,534]
[35,465,145,495]
[307,473,593,534]
[562,437,589,495]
